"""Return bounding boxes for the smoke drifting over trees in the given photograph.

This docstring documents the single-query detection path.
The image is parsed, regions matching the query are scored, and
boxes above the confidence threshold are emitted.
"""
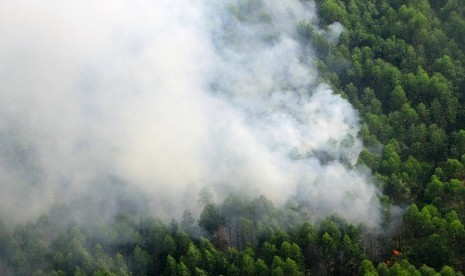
[0,0,380,227]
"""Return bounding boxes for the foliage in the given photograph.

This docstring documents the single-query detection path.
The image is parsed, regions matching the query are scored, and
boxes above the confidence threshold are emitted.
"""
[313,0,465,273]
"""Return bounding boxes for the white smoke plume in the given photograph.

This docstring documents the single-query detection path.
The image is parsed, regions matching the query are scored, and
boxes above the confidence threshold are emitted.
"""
[0,0,381,227]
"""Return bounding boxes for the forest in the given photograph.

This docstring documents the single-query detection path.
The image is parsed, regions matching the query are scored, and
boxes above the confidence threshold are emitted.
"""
[2,0,465,275]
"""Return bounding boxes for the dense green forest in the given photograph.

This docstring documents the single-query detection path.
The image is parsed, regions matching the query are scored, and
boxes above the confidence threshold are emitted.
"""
[2,0,465,275]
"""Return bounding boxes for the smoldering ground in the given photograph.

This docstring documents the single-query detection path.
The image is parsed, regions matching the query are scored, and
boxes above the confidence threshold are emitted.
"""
[0,0,381,228]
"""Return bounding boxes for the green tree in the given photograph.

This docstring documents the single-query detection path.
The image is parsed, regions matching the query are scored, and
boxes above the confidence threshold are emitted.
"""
[177,261,190,276]
[360,259,378,276]
[131,246,151,276]
[182,243,201,272]
[199,204,225,237]
[241,253,255,276]
[164,255,177,276]
[254,258,269,276]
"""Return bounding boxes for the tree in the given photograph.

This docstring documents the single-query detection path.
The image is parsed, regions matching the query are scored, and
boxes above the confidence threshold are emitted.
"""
[360,259,378,276]
[181,211,197,235]
[453,130,465,156]
[282,258,303,276]
[182,243,201,272]
[320,232,337,272]
[390,85,409,111]
[177,261,190,276]
[318,0,348,25]
[199,204,225,237]
[254,258,269,276]
[131,246,151,276]
[165,255,177,276]
[93,244,113,273]
[241,253,255,276]
[271,256,285,276]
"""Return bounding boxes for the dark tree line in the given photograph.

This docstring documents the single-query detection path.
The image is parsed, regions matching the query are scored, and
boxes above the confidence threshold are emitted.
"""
[0,193,462,275]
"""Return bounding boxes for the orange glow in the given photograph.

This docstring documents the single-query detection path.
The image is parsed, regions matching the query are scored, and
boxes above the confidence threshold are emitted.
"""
[393,249,400,256]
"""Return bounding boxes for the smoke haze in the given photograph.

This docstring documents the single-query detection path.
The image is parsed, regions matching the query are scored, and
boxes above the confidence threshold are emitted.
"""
[0,0,381,227]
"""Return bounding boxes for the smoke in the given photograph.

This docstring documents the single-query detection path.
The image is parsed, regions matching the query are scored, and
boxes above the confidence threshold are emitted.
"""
[322,22,345,44]
[0,0,381,227]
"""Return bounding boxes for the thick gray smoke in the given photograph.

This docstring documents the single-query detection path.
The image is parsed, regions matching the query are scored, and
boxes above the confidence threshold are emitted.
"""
[0,0,381,227]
